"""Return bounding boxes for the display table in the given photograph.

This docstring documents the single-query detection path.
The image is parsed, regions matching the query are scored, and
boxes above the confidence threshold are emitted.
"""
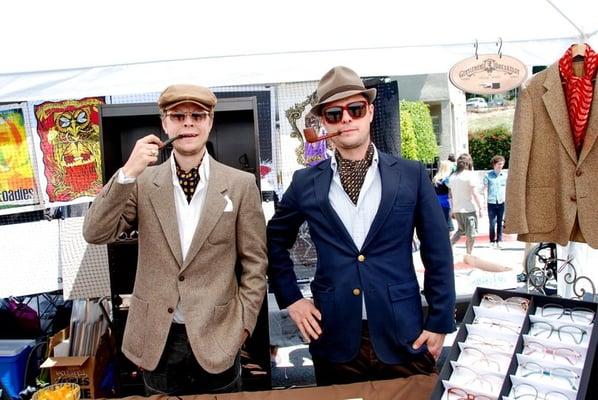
[103,374,437,400]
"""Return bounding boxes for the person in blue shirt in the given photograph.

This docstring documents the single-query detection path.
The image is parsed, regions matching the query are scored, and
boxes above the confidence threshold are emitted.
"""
[483,155,507,248]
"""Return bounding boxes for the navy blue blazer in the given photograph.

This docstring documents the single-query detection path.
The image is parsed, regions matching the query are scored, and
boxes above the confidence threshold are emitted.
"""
[267,152,456,364]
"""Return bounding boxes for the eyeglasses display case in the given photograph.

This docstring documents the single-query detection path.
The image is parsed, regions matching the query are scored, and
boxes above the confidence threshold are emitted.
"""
[431,287,598,400]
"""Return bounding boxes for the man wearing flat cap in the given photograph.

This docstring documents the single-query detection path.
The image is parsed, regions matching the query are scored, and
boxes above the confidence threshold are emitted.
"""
[267,66,455,385]
[83,84,267,395]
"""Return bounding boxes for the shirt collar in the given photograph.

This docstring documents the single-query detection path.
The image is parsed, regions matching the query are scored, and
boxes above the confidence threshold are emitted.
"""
[330,144,379,173]
[170,151,210,186]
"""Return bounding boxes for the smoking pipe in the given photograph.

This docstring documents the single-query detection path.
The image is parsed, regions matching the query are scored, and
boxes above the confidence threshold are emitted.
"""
[303,127,343,143]
[158,135,181,149]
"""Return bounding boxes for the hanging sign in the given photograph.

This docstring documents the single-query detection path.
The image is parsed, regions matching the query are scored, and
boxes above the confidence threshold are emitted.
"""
[449,54,527,95]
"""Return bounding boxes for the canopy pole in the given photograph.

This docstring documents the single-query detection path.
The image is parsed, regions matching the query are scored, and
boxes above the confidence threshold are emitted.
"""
[545,0,588,42]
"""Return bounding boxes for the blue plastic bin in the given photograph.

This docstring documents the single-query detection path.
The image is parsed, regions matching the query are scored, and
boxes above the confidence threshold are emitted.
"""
[0,340,34,400]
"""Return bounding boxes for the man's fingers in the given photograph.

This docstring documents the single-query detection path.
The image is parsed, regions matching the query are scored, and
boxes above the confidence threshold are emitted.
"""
[302,320,320,341]
[306,315,322,335]
[412,332,427,349]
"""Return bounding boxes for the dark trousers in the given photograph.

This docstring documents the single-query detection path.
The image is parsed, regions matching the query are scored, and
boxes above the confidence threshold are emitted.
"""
[487,202,505,243]
[312,322,437,386]
[143,323,241,396]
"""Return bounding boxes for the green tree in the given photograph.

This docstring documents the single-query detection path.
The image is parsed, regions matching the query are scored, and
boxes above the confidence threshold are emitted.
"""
[400,100,438,163]
[399,105,417,160]
[468,126,512,169]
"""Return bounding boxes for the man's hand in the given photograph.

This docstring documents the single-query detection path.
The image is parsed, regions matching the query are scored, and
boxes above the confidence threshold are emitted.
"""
[412,330,446,359]
[240,329,250,344]
[122,134,163,178]
[287,298,322,343]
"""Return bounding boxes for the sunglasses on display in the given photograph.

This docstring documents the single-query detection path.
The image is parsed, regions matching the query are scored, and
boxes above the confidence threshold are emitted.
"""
[322,101,368,124]
[522,341,582,365]
[167,111,210,123]
[481,293,530,312]
[541,303,595,324]
[519,361,580,390]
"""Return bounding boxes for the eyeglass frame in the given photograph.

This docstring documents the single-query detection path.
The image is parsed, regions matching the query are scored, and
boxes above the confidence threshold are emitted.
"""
[512,382,569,400]
[164,110,212,123]
[473,316,522,334]
[321,100,369,124]
[446,387,493,400]
[519,361,580,390]
[541,303,596,324]
[522,340,582,365]
[452,364,502,392]
[529,320,587,344]
[466,334,514,352]
[481,293,530,312]
[460,345,511,372]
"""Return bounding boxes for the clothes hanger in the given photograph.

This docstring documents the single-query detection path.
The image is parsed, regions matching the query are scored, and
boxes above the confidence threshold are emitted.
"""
[572,43,586,62]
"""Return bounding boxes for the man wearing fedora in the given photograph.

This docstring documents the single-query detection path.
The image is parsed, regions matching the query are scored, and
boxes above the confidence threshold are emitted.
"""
[267,66,455,385]
[83,84,267,395]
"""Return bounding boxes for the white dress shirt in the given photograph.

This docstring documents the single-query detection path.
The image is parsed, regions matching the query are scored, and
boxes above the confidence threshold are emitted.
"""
[118,154,210,323]
[329,145,381,319]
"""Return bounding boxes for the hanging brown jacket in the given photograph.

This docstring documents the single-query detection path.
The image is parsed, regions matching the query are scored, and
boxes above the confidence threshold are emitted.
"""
[505,62,598,248]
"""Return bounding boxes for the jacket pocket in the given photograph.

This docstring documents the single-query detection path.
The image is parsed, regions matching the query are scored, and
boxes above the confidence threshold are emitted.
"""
[310,282,335,344]
[207,213,235,245]
[388,280,423,344]
[526,187,556,233]
[122,295,148,358]
[212,299,242,356]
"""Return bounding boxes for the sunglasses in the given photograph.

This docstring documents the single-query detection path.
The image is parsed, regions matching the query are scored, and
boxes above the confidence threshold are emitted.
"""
[322,101,368,124]
[167,111,210,123]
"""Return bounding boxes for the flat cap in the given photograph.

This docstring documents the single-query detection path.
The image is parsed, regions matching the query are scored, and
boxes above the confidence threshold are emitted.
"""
[158,84,217,112]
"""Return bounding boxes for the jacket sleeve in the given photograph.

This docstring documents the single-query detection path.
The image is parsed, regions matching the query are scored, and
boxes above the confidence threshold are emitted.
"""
[415,163,456,334]
[504,85,534,234]
[83,170,138,244]
[235,174,268,334]
[266,171,306,309]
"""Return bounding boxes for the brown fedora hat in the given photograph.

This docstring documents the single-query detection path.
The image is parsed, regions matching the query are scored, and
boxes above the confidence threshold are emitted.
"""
[310,66,377,116]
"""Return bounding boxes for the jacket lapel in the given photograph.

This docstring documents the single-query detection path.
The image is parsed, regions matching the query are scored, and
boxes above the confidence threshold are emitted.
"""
[361,153,399,251]
[182,157,227,271]
[313,160,358,252]
[578,81,598,165]
[149,161,183,267]
[542,63,578,164]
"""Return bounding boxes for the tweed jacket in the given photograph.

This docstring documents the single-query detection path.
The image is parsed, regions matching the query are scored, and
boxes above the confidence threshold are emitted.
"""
[505,62,598,248]
[83,155,267,373]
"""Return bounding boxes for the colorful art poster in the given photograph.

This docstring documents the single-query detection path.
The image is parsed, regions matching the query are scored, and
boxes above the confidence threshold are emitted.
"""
[34,97,105,202]
[0,105,39,209]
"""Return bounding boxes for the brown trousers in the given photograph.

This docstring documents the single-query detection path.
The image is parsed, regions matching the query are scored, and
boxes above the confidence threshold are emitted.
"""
[312,322,437,386]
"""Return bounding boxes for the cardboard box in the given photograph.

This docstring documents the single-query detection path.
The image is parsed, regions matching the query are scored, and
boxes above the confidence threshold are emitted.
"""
[40,328,113,399]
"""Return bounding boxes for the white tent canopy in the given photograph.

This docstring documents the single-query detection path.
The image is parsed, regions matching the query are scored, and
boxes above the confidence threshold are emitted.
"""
[1,0,597,101]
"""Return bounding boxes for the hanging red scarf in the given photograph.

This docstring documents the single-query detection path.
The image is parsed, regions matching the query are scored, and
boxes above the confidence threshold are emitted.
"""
[559,44,598,155]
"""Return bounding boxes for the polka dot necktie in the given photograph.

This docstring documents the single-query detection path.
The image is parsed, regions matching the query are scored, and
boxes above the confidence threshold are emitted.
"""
[176,163,200,203]
[335,144,374,205]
